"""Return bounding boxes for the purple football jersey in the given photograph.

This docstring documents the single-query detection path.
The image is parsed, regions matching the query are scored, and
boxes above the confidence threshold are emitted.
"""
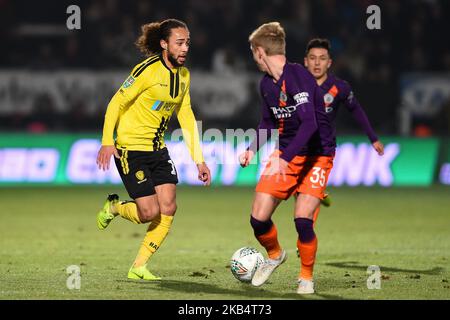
[250,62,335,162]
[319,74,378,143]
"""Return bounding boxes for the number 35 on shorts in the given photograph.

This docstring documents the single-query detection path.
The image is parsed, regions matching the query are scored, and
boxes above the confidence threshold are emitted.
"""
[309,167,326,187]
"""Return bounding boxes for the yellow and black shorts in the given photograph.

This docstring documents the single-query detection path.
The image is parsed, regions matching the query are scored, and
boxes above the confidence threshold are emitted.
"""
[114,147,178,199]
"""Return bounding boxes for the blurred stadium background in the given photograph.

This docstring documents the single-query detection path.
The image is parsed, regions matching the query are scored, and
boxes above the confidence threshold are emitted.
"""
[0,0,449,187]
[0,0,449,300]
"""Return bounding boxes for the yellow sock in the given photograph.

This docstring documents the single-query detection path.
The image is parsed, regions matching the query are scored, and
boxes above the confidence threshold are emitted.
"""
[133,214,174,267]
[114,201,142,224]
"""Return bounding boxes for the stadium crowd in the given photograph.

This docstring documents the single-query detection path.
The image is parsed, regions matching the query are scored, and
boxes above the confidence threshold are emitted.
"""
[0,0,449,135]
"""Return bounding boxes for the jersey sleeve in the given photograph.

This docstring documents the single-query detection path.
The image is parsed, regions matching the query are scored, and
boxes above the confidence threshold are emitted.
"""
[247,80,277,153]
[101,67,153,145]
[176,72,205,164]
[341,81,378,143]
[279,67,319,162]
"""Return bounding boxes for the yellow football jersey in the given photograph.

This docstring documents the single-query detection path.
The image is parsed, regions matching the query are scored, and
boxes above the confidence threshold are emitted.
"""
[102,54,204,164]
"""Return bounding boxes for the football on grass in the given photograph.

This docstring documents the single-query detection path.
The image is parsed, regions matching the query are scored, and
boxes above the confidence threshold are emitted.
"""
[230,247,264,282]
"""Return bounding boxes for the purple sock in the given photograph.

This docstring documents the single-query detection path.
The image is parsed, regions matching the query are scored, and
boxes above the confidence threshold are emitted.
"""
[250,215,273,237]
[294,217,316,243]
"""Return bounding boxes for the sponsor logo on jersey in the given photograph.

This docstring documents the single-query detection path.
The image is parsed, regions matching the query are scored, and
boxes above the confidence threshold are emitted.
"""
[122,76,135,88]
[270,105,297,119]
[293,92,310,105]
[150,101,180,112]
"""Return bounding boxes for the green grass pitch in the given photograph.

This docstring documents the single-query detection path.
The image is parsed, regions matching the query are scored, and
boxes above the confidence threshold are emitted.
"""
[0,185,449,300]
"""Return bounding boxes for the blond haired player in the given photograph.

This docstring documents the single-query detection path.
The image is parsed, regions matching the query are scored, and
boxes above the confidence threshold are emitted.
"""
[240,22,336,294]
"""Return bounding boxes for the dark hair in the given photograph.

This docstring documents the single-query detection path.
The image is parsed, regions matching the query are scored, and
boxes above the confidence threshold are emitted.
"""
[135,19,188,57]
[305,38,331,56]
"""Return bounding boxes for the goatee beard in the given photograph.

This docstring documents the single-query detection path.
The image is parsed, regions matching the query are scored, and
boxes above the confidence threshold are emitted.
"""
[168,54,183,67]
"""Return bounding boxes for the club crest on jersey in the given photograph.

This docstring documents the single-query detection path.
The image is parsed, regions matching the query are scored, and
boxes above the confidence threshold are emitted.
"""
[279,91,287,103]
[324,93,334,106]
[122,76,135,88]
[279,80,288,107]
[324,93,335,113]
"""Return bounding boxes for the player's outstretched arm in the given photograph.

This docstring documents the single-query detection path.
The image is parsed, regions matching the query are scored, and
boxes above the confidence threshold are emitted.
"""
[342,82,382,150]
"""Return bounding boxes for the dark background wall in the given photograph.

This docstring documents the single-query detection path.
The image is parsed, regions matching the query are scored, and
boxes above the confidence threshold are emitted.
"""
[0,0,449,135]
